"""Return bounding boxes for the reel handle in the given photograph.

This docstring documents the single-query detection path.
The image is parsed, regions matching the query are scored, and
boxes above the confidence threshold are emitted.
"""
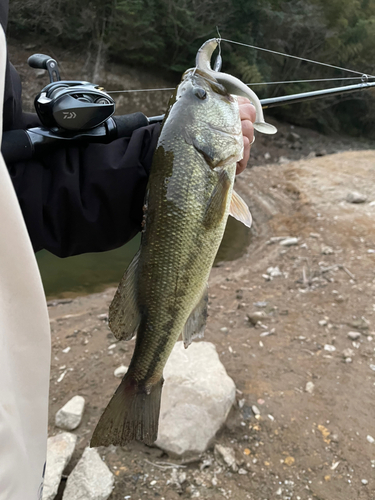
[28,54,61,82]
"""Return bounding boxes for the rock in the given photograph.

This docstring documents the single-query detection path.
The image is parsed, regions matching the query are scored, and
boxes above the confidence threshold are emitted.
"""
[278,156,290,164]
[251,405,260,415]
[362,479,369,485]
[247,311,267,326]
[366,435,375,444]
[324,344,336,352]
[267,266,282,277]
[287,131,301,142]
[114,365,128,378]
[156,342,236,456]
[348,331,361,340]
[321,246,334,255]
[342,348,355,359]
[346,191,367,203]
[370,364,375,372]
[264,152,271,160]
[62,448,114,500]
[42,433,77,500]
[305,381,314,394]
[55,395,85,431]
[319,320,328,326]
[279,237,299,246]
[214,444,238,471]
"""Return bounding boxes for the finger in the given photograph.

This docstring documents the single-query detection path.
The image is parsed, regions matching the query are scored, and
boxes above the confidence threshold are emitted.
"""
[238,98,256,123]
[236,135,250,175]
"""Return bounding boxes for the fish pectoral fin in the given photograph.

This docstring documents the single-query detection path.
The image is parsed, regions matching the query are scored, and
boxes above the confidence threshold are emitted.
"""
[183,285,209,348]
[109,249,142,341]
[203,169,231,229]
[229,190,252,228]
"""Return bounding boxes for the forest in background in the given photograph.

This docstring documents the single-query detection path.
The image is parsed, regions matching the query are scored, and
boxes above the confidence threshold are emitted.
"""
[7,0,375,136]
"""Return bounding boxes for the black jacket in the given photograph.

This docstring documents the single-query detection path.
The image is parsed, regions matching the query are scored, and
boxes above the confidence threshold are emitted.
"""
[1,0,160,257]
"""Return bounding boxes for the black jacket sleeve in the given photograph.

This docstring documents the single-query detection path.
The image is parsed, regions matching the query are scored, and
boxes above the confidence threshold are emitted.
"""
[1,0,161,257]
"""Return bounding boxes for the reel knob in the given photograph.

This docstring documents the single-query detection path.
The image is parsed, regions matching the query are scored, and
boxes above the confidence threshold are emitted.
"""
[28,53,61,82]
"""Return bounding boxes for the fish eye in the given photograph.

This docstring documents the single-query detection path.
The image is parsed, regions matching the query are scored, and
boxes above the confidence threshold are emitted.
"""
[194,87,207,100]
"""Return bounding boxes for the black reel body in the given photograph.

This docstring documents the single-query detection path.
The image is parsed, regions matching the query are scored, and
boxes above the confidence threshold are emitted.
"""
[35,81,115,131]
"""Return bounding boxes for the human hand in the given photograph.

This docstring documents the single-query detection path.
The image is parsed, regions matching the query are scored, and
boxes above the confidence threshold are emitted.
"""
[236,97,256,175]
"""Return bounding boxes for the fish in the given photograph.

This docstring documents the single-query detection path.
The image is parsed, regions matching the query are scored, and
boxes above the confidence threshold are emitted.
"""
[90,39,276,448]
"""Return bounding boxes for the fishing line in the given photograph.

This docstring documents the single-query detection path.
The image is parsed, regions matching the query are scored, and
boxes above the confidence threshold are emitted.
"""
[107,76,372,94]
[220,38,375,79]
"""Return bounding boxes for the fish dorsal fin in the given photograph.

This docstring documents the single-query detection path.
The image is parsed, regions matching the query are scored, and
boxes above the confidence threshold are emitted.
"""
[182,286,209,348]
[109,249,141,341]
[230,190,252,228]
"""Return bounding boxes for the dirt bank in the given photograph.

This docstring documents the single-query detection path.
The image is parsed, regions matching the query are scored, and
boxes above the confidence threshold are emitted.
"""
[47,150,375,500]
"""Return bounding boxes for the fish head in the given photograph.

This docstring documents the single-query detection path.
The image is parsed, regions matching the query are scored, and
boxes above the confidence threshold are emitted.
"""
[163,68,243,170]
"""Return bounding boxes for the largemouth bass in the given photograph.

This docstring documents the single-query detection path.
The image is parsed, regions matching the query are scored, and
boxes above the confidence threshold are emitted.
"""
[91,39,276,447]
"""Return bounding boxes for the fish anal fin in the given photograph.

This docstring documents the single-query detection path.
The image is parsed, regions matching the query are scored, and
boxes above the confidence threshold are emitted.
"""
[90,375,164,447]
[230,190,252,228]
[109,250,141,341]
[183,286,209,348]
[203,169,231,229]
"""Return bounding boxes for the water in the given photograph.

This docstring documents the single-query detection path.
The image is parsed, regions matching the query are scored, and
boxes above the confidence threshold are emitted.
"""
[37,217,251,298]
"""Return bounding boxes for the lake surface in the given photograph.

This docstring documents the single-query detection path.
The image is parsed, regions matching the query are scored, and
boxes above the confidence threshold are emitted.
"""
[37,217,251,298]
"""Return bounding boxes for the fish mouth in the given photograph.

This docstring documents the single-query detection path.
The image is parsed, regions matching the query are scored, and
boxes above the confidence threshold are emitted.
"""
[195,39,277,135]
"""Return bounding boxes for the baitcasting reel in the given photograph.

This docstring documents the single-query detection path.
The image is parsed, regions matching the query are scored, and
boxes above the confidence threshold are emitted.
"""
[28,53,115,131]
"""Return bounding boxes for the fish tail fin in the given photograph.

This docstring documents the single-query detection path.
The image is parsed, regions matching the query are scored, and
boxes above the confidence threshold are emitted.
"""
[90,375,164,447]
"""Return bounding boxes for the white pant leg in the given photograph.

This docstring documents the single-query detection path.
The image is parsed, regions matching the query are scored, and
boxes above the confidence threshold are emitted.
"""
[0,27,51,500]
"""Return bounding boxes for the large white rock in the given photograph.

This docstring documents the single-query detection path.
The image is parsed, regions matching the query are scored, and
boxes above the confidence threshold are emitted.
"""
[55,395,85,431]
[62,447,114,500]
[42,432,77,500]
[156,341,236,456]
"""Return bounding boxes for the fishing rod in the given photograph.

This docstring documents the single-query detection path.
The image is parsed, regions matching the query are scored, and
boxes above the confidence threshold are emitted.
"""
[2,49,375,164]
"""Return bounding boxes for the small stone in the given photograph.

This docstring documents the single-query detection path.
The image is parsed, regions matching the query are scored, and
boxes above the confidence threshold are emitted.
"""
[238,468,248,474]
[287,131,301,142]
[253,301,268,308]
[43,433,77,500]
[348,331,361,340]
[279,156,290,164]
[55,395,85,431]
[114,365,128,378]
[324,344,336,352]
[62,448,114,500]
[247,311,266,326]
[346,191,367,203]
[279,237,299,246]
[345,357,353,363]
[342,348,355,359]
[214,444,238,471]
[284,456,295,466]
[305,382,314,394]
[251,405,260,415]
[331,434,339,443]
[321,246,334,255]
[264,152,271,160]
[319,320,327,326]
[220,327,229,332]
[370,364,375,371]
[366,435,375,444]
[62,347,71,354]
[361,479,368,485]
[267,266,282,277]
